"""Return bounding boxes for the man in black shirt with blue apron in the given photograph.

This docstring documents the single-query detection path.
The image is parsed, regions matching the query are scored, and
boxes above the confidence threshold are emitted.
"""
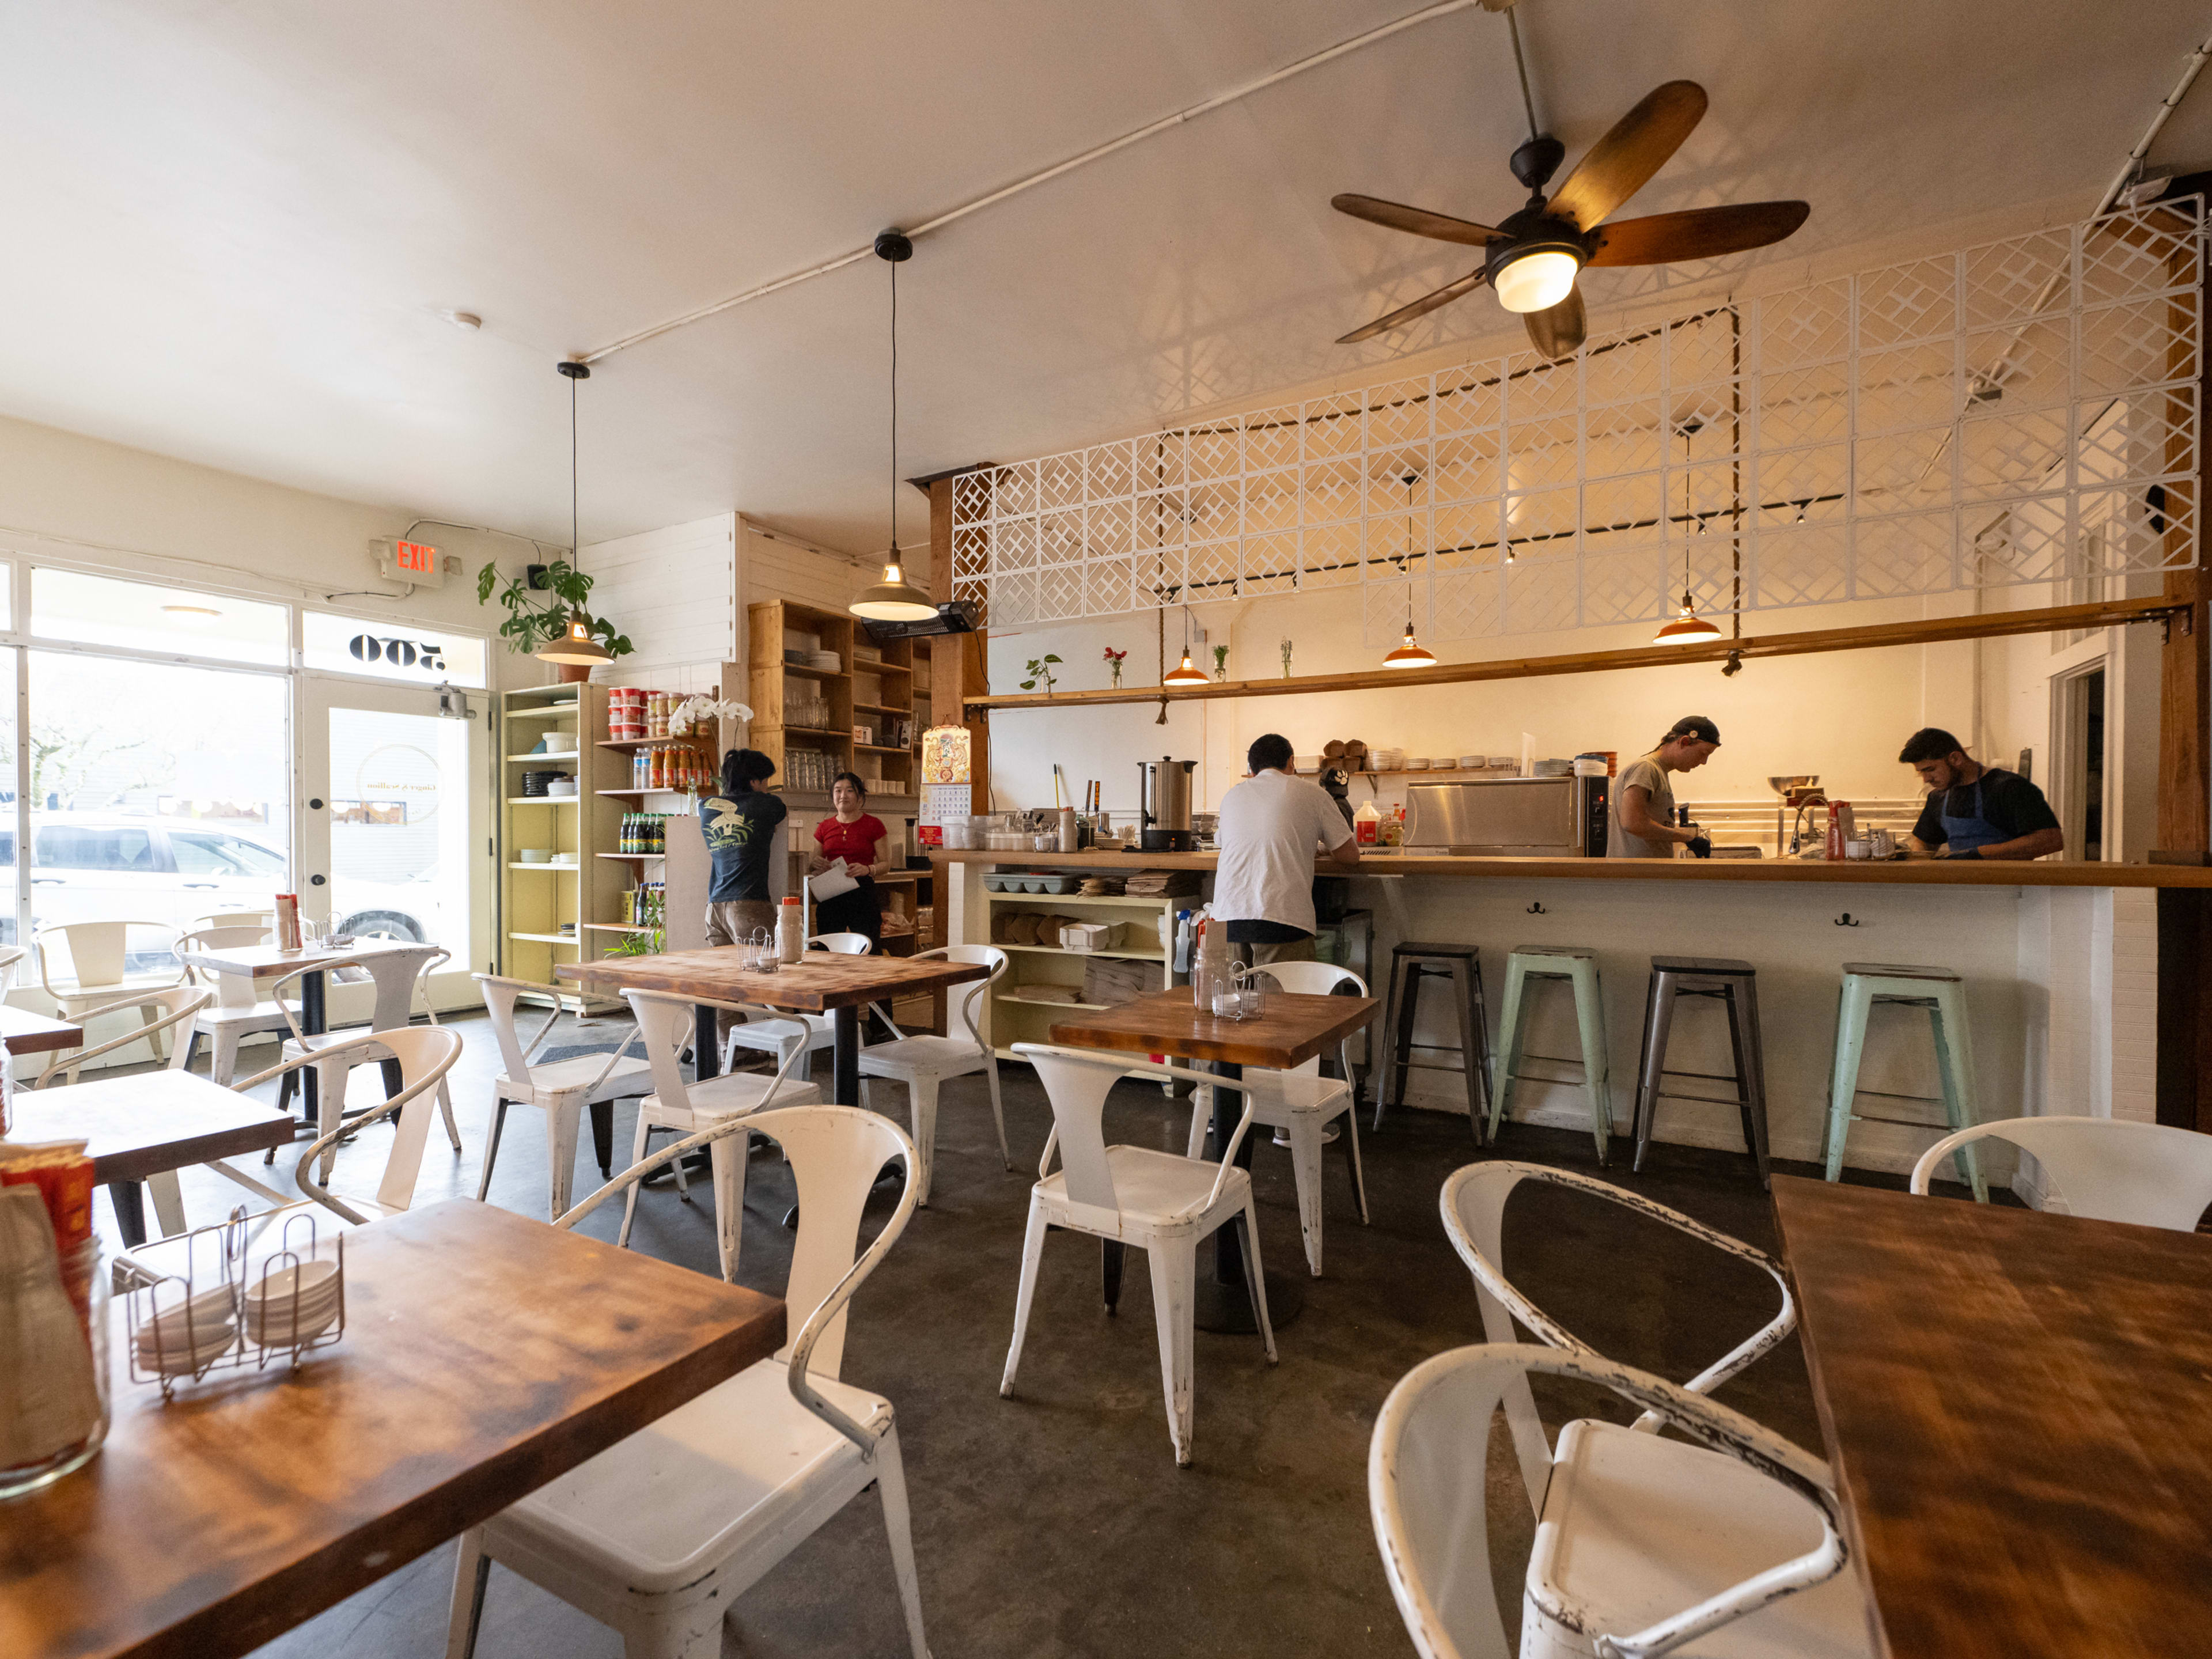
[1899,728,2063,861]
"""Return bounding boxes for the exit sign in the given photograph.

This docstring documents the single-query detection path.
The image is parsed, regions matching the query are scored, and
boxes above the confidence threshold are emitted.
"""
[372,536,452,589]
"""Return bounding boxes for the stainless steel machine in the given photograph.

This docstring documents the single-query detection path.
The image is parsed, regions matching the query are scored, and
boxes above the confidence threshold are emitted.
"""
[1137,756,1199,851]
[1404,774,1610,857]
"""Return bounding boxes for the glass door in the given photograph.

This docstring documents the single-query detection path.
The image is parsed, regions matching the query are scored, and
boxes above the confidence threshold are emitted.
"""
[298,675,493,1010]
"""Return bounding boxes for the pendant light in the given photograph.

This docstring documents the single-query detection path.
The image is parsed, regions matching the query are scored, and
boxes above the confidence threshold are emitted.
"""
[536,361,615,667]
[1382,471,1437,668]
[850,230,938,622]
[1653,419,1722,646]
[1164,604,1210,687]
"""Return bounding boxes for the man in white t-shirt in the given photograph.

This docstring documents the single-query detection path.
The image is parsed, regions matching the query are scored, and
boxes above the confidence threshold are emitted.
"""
[1213,733,1361,965]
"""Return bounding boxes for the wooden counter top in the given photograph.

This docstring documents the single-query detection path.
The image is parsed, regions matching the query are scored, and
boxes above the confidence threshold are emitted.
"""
[930,847,2212,889]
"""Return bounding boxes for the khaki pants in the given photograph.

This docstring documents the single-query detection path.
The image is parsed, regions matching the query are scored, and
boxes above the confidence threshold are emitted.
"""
[1232,934,1315,969]
[704,900,777,1046]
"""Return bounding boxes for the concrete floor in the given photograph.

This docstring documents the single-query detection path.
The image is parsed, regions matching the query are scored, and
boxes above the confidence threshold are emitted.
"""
[112,1010,1943,1658]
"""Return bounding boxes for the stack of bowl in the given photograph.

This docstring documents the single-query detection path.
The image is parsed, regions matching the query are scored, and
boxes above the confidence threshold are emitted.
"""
[244,1259,342,1348]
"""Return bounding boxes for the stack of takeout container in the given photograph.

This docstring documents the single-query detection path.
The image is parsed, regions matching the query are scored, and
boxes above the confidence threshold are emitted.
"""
[608,687,646,742]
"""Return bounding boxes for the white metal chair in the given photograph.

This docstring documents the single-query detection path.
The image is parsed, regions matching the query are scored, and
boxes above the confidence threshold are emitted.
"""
[473,974,654,1219]
[0,942,26,988]
[272,945,461,1160]
[112,1025,465,1282]
[1370,1343,1862,1659]
[858,944,1009,1205]
[719,930,873,1080]
[32,985,211,1237]
[620,987,820,1282]
[176,923,287,1085]
[1188,960,1370,1275]
[445,1103,930,1659]
[1003,1043,1278,1466]
[1910,1115,2212,1230]
[33,920,187,1059]
[190,909,276,931]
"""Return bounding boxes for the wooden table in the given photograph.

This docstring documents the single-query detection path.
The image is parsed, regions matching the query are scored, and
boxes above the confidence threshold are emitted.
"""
[0,1003,84,1058]
[10,1071,295,1248]
[1051,988,1378,1331]
[559,948,988,1107]
[183,941,418,1119]
[1771,1176,2212,1658]
[0,1199,785,1659]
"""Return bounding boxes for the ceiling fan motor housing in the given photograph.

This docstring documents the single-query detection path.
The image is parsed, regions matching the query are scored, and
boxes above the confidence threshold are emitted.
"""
[1509,133,1566,193]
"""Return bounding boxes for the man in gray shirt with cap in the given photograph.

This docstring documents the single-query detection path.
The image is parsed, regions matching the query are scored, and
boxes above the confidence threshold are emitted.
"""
[1608,715,1719,858]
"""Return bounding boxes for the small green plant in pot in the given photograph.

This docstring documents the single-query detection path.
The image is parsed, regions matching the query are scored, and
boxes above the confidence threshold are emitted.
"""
[1020,654,1061,695]
[476,559,634,681]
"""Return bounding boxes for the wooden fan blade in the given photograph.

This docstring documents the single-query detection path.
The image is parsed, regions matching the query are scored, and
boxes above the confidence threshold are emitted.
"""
[1524,287,1586,361]
[1546,81,1708,231]
[1588,201,1810,266]
[1337,270,1488,346]
[1332,194,1504,248]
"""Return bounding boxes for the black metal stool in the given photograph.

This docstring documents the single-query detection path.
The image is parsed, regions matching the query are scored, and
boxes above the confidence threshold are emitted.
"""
[1370,940,1490,1140]
[1630,955,1772,1186]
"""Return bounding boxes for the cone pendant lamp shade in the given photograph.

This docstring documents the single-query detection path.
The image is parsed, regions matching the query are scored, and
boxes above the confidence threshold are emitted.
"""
[1382,624,1436,668]
[539,608,615,665]
[1653,603,1724,645]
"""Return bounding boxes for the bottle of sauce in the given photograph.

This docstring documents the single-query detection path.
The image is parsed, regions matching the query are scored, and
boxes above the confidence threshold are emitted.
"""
[1354,800,1381,846]
[777,896,805,963]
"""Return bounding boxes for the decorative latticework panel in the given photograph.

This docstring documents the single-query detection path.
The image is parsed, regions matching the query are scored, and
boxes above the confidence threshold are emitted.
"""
[951,203,2202,642]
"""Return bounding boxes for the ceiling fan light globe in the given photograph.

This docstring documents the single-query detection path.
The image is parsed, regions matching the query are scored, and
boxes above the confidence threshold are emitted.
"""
[1493,247,1581,313]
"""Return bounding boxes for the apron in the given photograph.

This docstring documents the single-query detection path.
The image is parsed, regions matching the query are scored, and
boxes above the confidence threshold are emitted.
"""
[1940,778,2006,854]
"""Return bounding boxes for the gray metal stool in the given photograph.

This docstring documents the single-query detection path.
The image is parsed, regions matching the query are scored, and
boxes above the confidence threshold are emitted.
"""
[1630,955,1772,1187]
[1370,940,1489,1140]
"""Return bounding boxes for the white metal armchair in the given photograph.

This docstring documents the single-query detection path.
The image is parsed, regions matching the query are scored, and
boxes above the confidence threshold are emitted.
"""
[1911,1115,2212,1230]
[857,943,1009,1204]
[445,1103,930,1659]
[33,920,187,1058]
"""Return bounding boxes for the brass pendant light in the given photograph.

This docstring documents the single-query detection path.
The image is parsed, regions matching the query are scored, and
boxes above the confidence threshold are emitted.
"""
[851,230,938,622]
[536,361,615,666]
[1163,605,1210,686]
[1382,472,1437,668]
[1653,420,1722,646]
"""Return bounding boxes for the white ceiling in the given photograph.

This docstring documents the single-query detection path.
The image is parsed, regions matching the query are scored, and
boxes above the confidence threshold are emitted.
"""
[2,1,2209,559]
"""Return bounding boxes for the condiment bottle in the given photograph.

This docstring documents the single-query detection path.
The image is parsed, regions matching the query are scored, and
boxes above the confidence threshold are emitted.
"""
[777,896,805,963]
[1825,802,1845,861]
[1354,800,1381,846]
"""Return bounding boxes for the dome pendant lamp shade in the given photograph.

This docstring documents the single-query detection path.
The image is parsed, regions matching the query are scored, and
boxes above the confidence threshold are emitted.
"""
[1383,624,1436,668]
[1163,649,1210,687]
[852,229,939,623]
[539,608,615,665]
[851,559,936,621]
[1653,589,1724,645]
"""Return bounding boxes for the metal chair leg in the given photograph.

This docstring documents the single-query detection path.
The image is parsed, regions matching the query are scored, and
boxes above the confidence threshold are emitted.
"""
[1632,970,1677,1173]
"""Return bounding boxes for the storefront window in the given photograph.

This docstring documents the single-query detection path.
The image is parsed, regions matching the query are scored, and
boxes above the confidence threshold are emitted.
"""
[31,568,287,666]
[302,610,487,688]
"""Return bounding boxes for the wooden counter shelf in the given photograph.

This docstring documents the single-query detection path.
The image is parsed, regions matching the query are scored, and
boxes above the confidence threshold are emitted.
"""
[929,848,2212,890]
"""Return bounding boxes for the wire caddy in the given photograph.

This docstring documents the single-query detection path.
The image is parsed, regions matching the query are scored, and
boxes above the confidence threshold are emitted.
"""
[118,1207,346,1400]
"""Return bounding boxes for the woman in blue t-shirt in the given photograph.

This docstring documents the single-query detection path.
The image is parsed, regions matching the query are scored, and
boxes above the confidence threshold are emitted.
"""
[700,749,789,955]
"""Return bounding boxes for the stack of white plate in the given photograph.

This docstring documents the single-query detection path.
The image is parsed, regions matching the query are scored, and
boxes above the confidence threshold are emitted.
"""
[807,650,842,672]
[136,1286,238,1376]
[1456,754,1484,770]
[1488,755,1519,770]
[244,1259,343,1347]
[1404,757,1431,771]
[1371,747,1405,770]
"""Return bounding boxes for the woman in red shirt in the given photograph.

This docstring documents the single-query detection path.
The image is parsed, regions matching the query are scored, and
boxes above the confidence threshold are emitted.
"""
[809,772,890,948]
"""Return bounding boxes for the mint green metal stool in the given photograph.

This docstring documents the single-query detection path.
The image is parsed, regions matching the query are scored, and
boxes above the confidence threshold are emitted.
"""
[1823,961,1988,1201]
[1488,946,1612,1163]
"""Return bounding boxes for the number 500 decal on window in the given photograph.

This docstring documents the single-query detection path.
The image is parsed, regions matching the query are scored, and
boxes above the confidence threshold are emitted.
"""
[303,611,487,688]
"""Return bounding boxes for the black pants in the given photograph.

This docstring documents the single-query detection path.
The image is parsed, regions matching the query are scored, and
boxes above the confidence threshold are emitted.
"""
[815,878,882,949]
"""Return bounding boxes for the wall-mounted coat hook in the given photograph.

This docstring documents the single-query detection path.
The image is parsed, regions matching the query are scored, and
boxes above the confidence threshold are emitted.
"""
[1527,902,1548,915]
[1835,912,1861,927]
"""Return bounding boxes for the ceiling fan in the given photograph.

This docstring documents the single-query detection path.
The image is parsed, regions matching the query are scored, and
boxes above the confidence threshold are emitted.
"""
[1332,11,1809,360]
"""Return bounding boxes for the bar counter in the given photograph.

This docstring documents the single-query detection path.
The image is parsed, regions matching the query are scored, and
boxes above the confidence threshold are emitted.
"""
[933,844,2206,1180]
[930,847,2212,888]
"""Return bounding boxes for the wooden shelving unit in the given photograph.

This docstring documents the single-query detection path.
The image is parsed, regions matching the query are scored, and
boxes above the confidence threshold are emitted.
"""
[497,683,622,1007]
[981,888,1184,1059]
[746,599,918,806]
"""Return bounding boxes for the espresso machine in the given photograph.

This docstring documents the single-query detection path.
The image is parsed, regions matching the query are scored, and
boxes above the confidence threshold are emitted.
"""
[1137,757,1198,851]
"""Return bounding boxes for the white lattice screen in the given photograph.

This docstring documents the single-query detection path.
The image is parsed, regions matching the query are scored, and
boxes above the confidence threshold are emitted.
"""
[953,201,2202,648]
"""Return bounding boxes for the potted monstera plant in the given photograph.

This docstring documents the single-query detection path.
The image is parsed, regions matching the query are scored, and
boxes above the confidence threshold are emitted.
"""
[476,559,634,681]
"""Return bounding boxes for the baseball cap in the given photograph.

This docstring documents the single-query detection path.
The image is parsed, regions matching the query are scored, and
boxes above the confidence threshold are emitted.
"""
[1667,715,1721,746]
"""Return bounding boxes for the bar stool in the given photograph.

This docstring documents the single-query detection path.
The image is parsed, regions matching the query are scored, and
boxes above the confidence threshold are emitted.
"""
[1824,961,1988,1202]
[1369,941,1489,1141]
[1630,956,1772,1187]
[1489,946,1611,1162]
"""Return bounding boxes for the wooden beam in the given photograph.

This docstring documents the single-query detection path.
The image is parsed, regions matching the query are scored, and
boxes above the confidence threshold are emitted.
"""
[963,594,2183,713]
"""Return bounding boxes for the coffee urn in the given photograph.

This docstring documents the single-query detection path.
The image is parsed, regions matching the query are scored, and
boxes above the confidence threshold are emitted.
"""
[1137,757,1198,851]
